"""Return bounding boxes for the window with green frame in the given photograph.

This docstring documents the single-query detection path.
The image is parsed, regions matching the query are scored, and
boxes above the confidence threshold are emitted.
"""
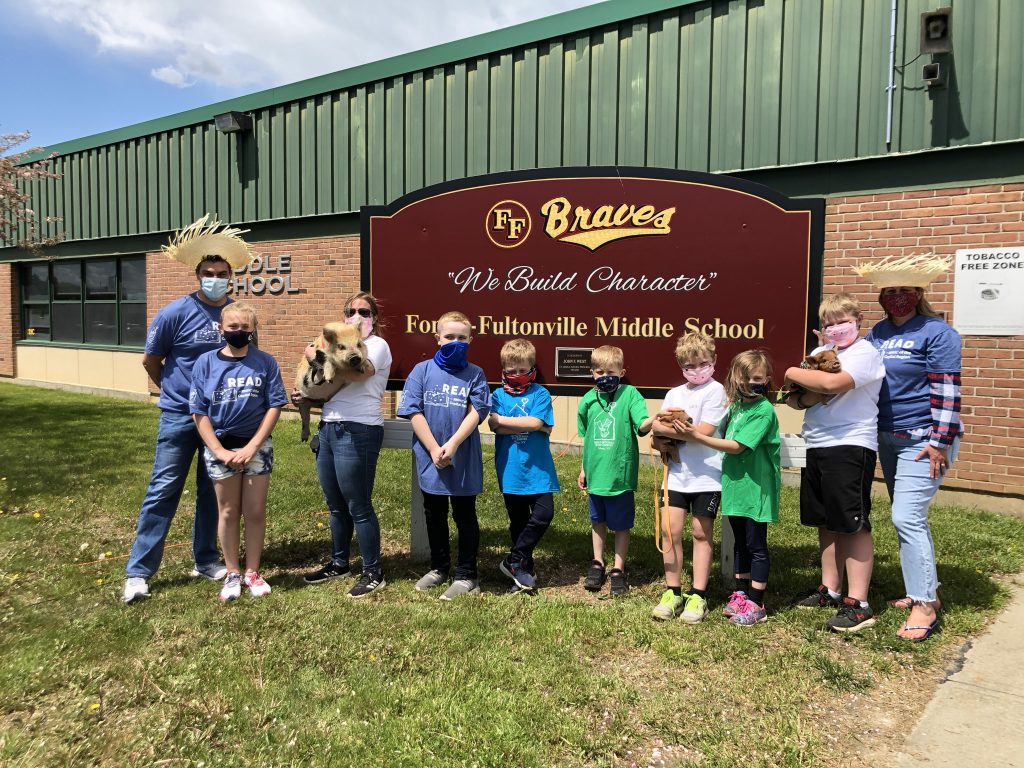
[20,256,147,347]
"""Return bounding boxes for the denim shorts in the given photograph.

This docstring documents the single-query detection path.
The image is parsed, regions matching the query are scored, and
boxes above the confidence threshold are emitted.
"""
[203,437,274,480]
[588,491,636,531]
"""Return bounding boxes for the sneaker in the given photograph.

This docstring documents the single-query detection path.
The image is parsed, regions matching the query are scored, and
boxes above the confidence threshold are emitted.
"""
[219,572,242,602]
[652,589,685,620]
[414,569,448,591]
[826,597,877,633]
[730,598,768,626]
[439,578,480,601]
[583,560,606,592]
[191,562,228,581]
[348,571,386,598]
[609,569,629,597]
[123,577,150,604]
[680,593,709,624]
[244,571,271,598]
[499,556,536,591]
[791,584,841,609]
[723,590,748,618]
[303,561,351,584]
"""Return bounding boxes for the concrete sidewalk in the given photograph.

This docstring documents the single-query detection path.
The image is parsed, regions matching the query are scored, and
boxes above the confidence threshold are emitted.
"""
[893,577,1024,767]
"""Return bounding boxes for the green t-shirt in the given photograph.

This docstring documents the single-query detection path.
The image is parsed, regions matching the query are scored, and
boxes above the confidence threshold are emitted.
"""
[721,397,781,523]
[577,384,649,495]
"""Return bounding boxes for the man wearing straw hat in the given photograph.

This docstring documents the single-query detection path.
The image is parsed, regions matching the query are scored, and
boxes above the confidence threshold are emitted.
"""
[123,216,254,603]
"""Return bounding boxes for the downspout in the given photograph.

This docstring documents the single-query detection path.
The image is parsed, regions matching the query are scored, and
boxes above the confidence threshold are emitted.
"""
[885,0,898,148]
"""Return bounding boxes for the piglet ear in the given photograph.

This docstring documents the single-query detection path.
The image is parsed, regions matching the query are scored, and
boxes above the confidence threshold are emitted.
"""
[803,355,816,367]
[322,326,336,342]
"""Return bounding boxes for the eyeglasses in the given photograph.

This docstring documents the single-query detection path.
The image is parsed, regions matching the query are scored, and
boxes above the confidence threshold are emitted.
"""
[344,307,373,318]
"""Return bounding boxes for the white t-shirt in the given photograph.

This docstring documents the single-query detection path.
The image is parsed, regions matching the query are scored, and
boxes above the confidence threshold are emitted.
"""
[322,335,392,426]
[801,338,885,450]
[662,379,729,493]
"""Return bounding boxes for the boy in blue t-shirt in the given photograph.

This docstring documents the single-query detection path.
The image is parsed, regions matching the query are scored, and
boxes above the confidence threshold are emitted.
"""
[488,339,560,593]
[397,311,491,601]
[189,302,288,602]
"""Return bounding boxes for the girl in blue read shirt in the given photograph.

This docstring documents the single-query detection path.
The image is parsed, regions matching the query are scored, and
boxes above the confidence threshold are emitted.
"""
[190,302,288,602]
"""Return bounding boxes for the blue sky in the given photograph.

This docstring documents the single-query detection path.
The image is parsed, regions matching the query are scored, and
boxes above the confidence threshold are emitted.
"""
[0,0,596,153]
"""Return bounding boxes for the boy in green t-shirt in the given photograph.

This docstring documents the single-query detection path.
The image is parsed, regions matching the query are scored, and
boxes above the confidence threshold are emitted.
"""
[577,345,651,597]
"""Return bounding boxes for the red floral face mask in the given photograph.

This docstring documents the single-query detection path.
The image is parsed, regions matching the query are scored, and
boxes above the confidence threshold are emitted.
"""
[881,290,919,318]
[502,368,536,395]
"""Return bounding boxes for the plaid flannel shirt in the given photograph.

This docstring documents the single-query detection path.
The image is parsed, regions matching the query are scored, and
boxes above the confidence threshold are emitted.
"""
[894,372,962,448]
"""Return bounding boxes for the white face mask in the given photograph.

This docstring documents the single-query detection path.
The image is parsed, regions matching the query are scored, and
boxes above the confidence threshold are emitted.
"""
[345,312,373,339]
[199,277,229,300]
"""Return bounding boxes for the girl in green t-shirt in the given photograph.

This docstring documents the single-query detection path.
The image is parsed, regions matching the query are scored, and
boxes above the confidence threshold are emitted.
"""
[678,350,781,626]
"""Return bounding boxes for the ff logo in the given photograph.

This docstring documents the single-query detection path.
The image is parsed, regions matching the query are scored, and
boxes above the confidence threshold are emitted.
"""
[486,200,531,248]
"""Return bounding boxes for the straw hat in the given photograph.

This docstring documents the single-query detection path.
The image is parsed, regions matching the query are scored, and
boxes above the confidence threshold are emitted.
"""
[852,253,952,290]
[162,214,253,270]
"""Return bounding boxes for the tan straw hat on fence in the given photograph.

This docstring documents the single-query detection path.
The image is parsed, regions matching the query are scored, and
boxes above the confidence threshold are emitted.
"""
[162,214,253,270]
[852,253,952,290]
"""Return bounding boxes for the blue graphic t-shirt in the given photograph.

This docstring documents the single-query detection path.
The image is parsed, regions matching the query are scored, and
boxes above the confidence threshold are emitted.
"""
[491,383,560,496]
[397,359,491,496]
[189,348,289,439]
[145,293,232,413]
[865,315,961,433]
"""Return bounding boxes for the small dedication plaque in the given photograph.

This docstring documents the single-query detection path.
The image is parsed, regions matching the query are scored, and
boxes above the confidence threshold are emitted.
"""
[555,347,595,378]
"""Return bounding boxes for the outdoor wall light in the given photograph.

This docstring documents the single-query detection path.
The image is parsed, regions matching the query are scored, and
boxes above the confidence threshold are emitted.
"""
[920,7,953,54]
[922,62,945,88]
[214,111,253,134]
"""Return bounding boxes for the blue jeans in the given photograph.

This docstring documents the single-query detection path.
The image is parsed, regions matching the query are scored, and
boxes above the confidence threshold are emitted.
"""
[877,432,960,603]
[126,410,220,578]
[315,421,383,574]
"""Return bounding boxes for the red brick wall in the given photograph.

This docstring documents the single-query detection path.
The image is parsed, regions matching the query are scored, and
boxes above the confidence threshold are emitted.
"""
[825,182,1024,497]
[146,235,363,395]
[0,263,17,377]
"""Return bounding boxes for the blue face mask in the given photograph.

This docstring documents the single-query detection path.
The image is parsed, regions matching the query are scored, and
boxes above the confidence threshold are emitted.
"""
[595,375,621,394]
[434,341,469,373]
[200,277,229,301]
[746,382,769,397]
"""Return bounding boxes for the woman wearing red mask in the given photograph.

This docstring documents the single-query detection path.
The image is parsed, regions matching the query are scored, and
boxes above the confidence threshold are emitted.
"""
[857,255,962,643]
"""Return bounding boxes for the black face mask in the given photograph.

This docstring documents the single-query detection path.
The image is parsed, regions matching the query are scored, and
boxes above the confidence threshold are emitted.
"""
[224,329,253,349]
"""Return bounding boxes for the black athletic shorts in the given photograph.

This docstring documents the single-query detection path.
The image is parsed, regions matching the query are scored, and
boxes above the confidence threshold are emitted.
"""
[664,490,720,519]
[800,445,877,534]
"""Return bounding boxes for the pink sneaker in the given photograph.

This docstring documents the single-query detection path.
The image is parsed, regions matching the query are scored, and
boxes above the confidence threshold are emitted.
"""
[730,598,767,626]
[244,571,271,598]
[723,591,748,618]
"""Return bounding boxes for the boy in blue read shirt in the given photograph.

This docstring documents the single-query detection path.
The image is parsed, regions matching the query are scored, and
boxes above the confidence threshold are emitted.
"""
[577,345,651,597]
[189,302,288,602]
[397,311,491,601]
[488,339,560,593]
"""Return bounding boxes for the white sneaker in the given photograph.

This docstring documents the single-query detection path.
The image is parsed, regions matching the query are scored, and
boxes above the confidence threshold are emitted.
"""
[219,572,242,602]
[439,578,480,601]
[191,562,228,581]
[123,577,150,604]
[414,569,448,591]
[244,571,271,598]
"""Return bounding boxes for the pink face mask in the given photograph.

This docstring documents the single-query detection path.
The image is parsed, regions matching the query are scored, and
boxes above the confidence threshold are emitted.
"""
[823,320,859,348]
[345,313,373,339]
[682,363,714,386]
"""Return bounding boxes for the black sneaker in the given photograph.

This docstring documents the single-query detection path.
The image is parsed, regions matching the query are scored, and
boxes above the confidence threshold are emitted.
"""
[347,571,386,598]
[583,560,606,592]
[303,562,351,584]
[825,597,877,633]
[791,584,841,609]
[609,569,629,597]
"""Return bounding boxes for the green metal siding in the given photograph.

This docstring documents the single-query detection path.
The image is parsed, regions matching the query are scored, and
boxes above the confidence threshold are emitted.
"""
[10,0,1024,248]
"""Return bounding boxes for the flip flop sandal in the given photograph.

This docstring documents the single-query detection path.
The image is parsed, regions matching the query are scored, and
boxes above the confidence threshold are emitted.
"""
[898,618,940,643]
[887,596,914,609]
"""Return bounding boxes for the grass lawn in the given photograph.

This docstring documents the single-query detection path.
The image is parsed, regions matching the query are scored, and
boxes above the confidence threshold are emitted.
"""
[1,380,1023,767]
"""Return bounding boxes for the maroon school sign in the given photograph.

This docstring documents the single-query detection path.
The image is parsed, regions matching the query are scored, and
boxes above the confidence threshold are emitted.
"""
[362,168,824,393]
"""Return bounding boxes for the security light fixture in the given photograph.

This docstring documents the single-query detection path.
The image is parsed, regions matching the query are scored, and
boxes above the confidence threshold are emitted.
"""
[922,62,944,88]
[214,111,253,134]
[920,8,953,55]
